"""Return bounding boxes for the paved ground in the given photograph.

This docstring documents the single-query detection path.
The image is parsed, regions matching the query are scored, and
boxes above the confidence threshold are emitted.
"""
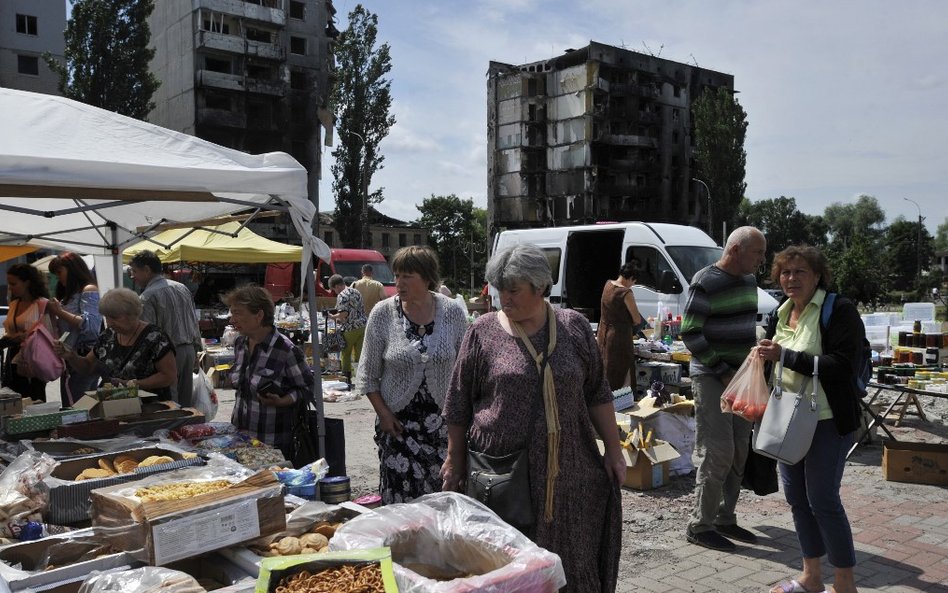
[213,385,948,593]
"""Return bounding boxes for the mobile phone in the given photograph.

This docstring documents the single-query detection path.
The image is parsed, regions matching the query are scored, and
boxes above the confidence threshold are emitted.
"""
[256,379,280,395]
[59,331,72,352]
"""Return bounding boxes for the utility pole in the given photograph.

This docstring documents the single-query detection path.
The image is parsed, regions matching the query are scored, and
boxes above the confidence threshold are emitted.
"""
[904,197,924,293]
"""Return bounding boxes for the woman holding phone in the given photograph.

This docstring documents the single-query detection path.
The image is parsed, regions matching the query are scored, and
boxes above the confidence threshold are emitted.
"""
[223,285,314,458]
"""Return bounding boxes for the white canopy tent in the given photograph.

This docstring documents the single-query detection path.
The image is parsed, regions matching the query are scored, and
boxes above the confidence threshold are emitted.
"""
[0,87,330,456]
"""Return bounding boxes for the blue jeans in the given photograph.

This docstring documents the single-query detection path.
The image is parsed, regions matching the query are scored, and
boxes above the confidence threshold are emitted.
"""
[780,419,856,567]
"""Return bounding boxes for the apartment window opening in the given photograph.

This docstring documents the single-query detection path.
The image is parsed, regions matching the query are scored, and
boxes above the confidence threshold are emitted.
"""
[16,14,38,35]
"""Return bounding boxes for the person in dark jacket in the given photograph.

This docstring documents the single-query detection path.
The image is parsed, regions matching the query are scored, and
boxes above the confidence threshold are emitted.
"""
[757,245,863,593]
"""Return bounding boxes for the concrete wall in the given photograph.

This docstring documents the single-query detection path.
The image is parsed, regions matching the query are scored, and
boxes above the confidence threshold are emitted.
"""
[0,0,64,94]
[148,1,196,131]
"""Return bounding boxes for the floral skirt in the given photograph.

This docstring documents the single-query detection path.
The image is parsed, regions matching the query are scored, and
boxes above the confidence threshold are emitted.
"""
[374,383,447,504]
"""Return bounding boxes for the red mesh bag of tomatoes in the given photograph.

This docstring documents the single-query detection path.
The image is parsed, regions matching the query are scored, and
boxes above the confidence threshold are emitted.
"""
[720,346,769,422]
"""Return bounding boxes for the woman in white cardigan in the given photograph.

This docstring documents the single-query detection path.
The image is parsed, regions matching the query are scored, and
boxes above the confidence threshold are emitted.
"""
[355,246,469,504]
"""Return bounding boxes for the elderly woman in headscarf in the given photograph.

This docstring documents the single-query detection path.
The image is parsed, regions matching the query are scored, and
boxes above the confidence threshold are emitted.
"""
[440,243,625,593]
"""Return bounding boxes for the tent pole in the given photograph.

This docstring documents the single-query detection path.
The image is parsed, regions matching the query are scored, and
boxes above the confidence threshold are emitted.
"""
[305,265,326,461]
[111,223,122,290]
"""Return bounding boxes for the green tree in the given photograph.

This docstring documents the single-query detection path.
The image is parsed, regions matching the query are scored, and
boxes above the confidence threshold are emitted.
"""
[738,196,828,263]
[822,194,886,247]
[329,4,396,248]
[44,0,159,120]
[416,195,489,293]
[830,234,888,308]
[692,87,748,245]
[884,216,935,295]
[935,217,948,252]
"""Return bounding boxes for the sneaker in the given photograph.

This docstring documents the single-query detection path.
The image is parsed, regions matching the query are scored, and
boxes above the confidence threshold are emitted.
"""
[686,528,736,552]
[715,523,758,543]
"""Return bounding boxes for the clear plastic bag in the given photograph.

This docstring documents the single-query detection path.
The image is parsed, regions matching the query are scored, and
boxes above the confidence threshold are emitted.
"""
[191,368,218,420]
[330,491,566,593]
[0,451,56,537]
[79,567,206,593]
[721,346,770,422]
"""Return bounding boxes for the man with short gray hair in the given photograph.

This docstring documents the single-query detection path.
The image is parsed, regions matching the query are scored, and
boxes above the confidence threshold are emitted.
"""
[682,226,767,552]
[128,250,202,408]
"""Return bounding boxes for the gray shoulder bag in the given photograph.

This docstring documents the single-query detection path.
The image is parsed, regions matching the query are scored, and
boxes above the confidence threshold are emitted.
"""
[753,351,820,465]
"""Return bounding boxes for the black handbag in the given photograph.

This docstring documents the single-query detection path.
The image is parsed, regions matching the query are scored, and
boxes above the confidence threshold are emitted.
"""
[466,446,534,531]
[291,397,319,468]
[464,324,549,532]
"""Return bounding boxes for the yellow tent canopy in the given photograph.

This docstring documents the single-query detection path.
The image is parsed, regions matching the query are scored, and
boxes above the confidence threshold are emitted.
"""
[0,245,38,263]
[122,221,302,264]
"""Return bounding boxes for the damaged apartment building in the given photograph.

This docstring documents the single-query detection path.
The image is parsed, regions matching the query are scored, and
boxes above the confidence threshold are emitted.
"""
[147,0,338,218]
[487,41,734,231]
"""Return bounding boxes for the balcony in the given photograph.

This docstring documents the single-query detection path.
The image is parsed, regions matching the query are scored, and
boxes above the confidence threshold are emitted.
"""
[602,134,658,149]
[196,69,243,92]
[246,77,287,97]
[195,0,286,26]
[195,31,284,61]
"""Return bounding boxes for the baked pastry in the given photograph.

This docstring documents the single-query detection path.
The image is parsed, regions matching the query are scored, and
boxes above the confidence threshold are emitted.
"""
[273,536,302,556]
[299,533,329,551]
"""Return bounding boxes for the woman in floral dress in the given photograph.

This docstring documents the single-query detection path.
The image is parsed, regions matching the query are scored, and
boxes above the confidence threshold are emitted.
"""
[355,246,469,503]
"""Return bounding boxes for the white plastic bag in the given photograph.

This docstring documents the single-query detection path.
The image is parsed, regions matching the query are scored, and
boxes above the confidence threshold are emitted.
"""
[79,567,206,593]
[192,367,218,420]
[331,491,566,593]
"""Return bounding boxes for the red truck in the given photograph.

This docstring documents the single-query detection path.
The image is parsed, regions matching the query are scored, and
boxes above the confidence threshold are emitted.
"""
[265,248,396,299]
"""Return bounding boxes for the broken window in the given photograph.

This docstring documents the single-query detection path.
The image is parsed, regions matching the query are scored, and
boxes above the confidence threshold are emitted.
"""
[246,28,272,43]
[673,85,681,98]
[672,130,679,144]
[290,36,306,55]
[17,55,39,75]
[16,14,37,35]
[290,70,307,90]
[204,91,230,110]
[399,233,407,247]
[205,57,231,73]
[324,231,334,246]
[290,1,305,19]
[247,63,272,79]
[382,233,390,247]
[202,16,229,34]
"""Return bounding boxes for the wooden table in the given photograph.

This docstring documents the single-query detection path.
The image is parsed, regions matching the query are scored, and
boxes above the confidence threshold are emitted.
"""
[847,382,946,458]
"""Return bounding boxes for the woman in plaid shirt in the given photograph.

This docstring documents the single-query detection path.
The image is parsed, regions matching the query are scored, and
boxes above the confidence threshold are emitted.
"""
[225,285,314,457]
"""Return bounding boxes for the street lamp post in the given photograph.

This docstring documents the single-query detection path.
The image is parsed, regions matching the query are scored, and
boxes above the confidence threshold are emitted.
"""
[339,129,369,248]
[460,224,487,296]
[692,178,712,239]
[903,197,925,293]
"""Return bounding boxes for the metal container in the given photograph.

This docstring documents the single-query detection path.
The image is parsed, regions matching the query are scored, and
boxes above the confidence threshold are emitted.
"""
[319,476,351,504]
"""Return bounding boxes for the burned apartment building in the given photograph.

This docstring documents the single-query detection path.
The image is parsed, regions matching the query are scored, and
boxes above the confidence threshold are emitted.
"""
[487,41,734,231]
[147,0,338,231]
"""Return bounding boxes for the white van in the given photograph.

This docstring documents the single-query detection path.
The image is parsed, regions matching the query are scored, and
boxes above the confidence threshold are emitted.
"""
[491,222,778,327]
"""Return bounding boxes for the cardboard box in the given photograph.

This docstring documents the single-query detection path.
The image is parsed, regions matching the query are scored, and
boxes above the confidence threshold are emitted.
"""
[0,395,23,417]
[165,552,255,589]
[218,500,373,575]
[598,439,680,490]
[90,470,286,565]
[635,361,682,388]
[882,439,948,486]
[72,394,142,420]
[1,409,89,436]
[43,445,202,525]
[0,528,140,593]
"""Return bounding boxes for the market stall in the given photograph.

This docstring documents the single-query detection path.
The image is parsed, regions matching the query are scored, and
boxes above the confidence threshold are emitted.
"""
[0,86,333,469]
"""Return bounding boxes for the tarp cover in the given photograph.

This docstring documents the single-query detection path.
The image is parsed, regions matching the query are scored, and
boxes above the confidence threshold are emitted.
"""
[0,87,329,287]
[123,221,303,264]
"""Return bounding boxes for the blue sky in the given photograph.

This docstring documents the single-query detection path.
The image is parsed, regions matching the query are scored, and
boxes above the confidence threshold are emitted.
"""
[317,0,948,233]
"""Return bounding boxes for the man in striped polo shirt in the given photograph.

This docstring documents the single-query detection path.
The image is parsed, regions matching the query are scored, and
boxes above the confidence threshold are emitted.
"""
[682,226,767,552]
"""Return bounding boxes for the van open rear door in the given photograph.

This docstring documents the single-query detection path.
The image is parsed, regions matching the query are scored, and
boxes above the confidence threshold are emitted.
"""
[563,229,623,323]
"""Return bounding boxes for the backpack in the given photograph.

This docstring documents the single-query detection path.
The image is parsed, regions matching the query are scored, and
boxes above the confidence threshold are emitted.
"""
[820,293,872,398]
